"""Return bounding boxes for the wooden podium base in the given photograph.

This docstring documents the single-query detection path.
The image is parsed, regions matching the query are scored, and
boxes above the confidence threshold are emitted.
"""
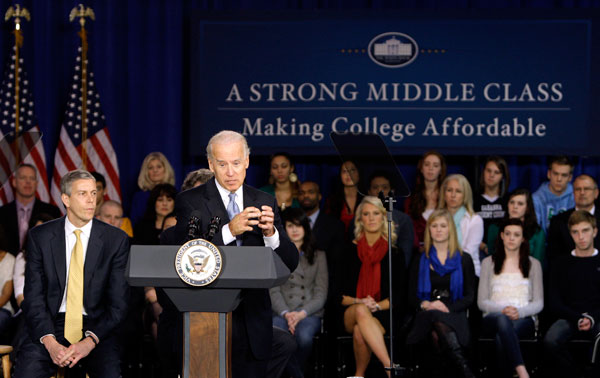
[183,312,232,378]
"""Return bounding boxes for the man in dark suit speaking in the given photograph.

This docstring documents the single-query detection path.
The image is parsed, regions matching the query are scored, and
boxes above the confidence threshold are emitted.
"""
[174,130,298,378]
[15,170,130,378]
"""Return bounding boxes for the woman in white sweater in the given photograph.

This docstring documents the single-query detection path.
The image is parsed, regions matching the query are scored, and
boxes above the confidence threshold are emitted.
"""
[478,218,543,378]
[439,174,484,276]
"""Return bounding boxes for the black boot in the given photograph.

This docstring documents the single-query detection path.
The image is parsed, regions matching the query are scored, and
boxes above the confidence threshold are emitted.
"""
[438,330,476,378]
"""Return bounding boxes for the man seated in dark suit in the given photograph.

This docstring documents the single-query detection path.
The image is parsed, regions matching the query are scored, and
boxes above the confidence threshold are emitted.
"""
[14,169,130,378]
[366,171,415,267]
[298,181,344,331]
[0,163,61,255]
[547,174,600,265]
[174,130,298,378]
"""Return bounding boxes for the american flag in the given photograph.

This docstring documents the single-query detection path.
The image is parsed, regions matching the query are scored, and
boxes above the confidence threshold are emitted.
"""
[50,46,121,210]
[0,45,50,205]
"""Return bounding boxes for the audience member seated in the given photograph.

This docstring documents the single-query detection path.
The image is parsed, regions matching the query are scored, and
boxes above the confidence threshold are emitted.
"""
[260,152,301,210]
[547,174,600,265]
[405,151,447,251]
[406,209,476,378]
[0,226,14,344]
[475,156,510,256]
[338,196,404,378]
[325,160,364,238]
[130,152,176,224]
[92,171,133,237]
[96,200,133,237]
[13,213,57,309]
[543,210,600,378]
[298,180,344,272]
[366,171,415,267]
[478,219,543,378]
[439,174,484,276]
[532,155,574,234]
[0,163,61,255]
[270,208,328,378]
[181,168,214,191]
[487,189,545,266]
[133,183,176,245]
[91,171,107,216]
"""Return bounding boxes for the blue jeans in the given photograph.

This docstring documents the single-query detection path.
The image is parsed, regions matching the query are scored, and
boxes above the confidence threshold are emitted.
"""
[543,318,600,378]
[481,313,535,373]
[273,314,321,378]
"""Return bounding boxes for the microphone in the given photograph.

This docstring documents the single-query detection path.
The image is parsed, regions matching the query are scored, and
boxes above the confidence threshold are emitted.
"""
[186,211,202,241]
[204,216,221,241]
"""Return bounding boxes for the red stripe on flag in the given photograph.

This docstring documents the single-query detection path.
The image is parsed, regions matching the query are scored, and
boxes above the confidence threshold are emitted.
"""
[89,132,121,197]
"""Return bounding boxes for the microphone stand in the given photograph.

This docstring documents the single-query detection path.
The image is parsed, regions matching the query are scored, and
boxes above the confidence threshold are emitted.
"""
[380,190,405,377]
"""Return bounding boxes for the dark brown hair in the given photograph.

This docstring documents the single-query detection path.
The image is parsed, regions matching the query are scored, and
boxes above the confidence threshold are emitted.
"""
[408,151,447,219]
[493,218,531,278]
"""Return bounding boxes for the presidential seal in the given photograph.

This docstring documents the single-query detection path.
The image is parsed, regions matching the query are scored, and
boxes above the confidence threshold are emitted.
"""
[175,238,223,287]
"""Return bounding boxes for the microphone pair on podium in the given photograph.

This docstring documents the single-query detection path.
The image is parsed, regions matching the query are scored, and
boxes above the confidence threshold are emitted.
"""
[187,211,221,242]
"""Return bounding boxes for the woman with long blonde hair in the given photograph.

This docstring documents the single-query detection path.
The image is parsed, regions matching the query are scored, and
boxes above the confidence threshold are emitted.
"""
[338,196,404,378]
[407,209,476,378]
[439,174,484,276]
[130,152,176,223]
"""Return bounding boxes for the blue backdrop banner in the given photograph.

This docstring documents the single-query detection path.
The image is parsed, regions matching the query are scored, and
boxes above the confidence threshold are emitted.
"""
[190,11,600,156]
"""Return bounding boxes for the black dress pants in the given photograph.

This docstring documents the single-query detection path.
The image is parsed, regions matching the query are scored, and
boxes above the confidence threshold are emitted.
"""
[14,314,121,378]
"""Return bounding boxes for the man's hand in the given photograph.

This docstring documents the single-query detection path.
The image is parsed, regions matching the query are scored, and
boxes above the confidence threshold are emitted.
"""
[578,317,592,331]
[228,207,262,236]
[502,306,520,320]
[59,337,96,368]
[258,205,275,237]
[42,336,70,367]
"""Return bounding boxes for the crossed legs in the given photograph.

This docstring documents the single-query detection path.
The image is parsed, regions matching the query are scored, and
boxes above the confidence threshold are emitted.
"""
[344,304,391,377]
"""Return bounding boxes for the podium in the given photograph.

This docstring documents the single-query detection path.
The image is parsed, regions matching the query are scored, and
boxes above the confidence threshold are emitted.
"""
[126,244,291,378]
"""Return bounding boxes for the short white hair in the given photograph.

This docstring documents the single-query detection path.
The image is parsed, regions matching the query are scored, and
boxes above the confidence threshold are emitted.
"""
[206,130,250,161]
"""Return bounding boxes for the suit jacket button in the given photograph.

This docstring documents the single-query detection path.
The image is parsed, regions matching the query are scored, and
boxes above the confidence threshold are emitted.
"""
[301,285,305,289]
[290,274,294,279]
[301,296,305,300]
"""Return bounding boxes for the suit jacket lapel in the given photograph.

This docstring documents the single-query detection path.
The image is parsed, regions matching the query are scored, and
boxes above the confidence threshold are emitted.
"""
[204,179,231,245]
[51,218,67,296]
[205,179,230,222]
[84,219,103,291]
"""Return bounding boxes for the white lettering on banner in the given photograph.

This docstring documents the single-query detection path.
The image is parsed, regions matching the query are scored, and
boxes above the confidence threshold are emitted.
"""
[231,82,563,103]
[241,116,546,143]
[422,117,546,137]
[242,117,325,142]
[483,83,563,102]
[246,82,359,102]
[331,117,416,142]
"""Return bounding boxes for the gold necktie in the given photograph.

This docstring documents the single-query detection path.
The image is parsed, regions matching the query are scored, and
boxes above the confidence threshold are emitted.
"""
[64,229,84,344]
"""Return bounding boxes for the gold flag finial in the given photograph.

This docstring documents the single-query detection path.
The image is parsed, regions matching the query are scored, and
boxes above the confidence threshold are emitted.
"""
[5,4,31,31]
[69,4,95,28]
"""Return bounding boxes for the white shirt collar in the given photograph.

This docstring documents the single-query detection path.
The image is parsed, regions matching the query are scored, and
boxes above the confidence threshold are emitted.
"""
[64,215,93,238]
[214,179,244,210]
[575,205,595,215]
[571,248,599,257]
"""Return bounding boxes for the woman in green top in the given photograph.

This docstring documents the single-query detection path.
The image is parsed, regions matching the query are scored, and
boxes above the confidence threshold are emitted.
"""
[260,152,301,210]
[487,188,546,267]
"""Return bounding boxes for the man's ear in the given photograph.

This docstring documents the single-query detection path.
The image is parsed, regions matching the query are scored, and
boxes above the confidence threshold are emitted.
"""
[61,193,70,209]
[594,227,598,239]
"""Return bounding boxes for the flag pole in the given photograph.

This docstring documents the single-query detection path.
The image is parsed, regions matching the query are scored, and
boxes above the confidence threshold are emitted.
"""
[69,4,95,170]
[4,5,30,163]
